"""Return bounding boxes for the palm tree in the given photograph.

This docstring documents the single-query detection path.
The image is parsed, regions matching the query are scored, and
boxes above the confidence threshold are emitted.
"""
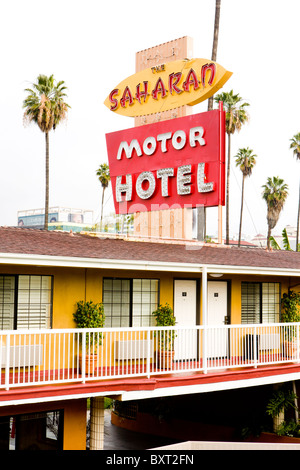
[214,90,249,244]
[289,132,300,251]
[23,75,70,230]
[262,177,289,250]
[235,147,257,247]
[96,163,110,230]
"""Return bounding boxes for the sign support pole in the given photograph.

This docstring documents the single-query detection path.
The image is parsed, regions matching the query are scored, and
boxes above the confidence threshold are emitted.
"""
[218,101,224,244]
[134,37,194,240]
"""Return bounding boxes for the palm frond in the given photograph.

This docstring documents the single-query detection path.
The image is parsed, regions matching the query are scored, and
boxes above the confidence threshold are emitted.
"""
[269,236,281,250]
[214,90,250,135]
[263,176,289,236]
[96,163,110,188]
[23,74,69,133]
[235,147,257,177]
[282,228,292,251]
[290,132,300,160]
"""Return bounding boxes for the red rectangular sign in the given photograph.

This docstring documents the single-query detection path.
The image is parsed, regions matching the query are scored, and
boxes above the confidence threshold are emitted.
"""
[105,109,225,214]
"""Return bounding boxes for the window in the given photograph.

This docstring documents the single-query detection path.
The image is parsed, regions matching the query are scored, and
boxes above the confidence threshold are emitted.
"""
[103,278,159,327]
[0,276,15,329]
[0,275,52,330]
[241,282,280,324]
[0,410,63,450]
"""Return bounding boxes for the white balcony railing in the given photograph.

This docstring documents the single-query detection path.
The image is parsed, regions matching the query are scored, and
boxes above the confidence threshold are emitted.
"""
[0,323,299,390]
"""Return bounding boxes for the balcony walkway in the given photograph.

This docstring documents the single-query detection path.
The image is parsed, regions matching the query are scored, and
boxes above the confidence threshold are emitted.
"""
[1,359,300,407]
[1,323,300,405]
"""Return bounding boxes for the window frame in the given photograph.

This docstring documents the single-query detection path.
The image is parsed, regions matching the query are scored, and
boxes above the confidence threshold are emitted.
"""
[103,277,160,327]
[0,274,53,330]
[241,281,281,324]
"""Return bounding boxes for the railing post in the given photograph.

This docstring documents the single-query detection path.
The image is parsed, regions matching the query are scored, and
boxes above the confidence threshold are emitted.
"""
[146,329,151,378]
[296,323,300,362]
[5,333,10,391]
[254,326,257,368]
[203,325,208,374]
[82,331,86,382]
[202,266,208,374]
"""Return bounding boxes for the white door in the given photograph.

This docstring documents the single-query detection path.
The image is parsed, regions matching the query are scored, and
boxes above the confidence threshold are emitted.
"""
[174,280,197,360]
[207,281,228,358]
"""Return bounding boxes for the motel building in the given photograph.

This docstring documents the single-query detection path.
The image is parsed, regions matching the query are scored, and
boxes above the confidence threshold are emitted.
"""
[0,226,300,449]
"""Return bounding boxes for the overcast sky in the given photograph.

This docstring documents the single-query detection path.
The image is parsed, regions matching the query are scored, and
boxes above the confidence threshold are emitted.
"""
[0,0,299,240]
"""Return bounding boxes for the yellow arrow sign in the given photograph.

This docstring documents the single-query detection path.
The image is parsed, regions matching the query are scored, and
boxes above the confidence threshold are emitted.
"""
[104,58,232,117]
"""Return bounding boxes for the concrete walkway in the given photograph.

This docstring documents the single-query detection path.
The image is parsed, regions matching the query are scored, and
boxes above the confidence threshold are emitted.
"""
[154,440,300,450]
[103,410,179,450]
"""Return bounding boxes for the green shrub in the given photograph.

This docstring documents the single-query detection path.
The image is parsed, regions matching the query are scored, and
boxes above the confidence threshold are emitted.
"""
[152,303,176,327]
[152,303,176,351]
[73,300,105,347]
[281,290,300,323]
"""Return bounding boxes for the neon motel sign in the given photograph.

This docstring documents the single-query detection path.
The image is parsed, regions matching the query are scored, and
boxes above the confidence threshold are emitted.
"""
[105,108,226,214]
[104,57,232,214]
[104,58,232,117]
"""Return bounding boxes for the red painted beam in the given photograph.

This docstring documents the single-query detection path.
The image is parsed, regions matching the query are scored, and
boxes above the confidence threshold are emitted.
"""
[1,364,300,404]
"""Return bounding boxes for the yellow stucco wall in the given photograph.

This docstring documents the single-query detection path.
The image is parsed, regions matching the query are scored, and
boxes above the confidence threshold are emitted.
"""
[52,268,88,328]
[63,399,87,450]
[230,278,241,324]
[1,263,298,327]
[50,269,298,326]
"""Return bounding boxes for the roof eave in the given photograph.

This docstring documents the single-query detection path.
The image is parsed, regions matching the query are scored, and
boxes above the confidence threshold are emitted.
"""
[0,252,299,277]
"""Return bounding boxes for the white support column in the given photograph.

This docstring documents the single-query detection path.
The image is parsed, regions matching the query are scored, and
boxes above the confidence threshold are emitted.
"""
[90,397,105,450]
[202,266,208,374]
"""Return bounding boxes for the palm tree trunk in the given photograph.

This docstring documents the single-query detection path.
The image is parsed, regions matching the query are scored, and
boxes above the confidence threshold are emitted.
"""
[45,132,49,230]
[226,133,231,245]
[207,0,221,111]
[100,188,105,231]
[267,224,272,250]
[201,0,221,241]
[238,175,245,247]
[296,180,300,251]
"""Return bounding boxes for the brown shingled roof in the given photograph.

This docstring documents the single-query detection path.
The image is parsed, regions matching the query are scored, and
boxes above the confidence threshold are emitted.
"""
[0,227,300,269]
[0,226,300,270]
